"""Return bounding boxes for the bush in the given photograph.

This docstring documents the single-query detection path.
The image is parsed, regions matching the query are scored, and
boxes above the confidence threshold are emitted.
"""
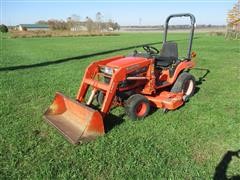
[10,30,119,38]
[209,31,224,36]
[225,30,240,40]
[0,24,8,33]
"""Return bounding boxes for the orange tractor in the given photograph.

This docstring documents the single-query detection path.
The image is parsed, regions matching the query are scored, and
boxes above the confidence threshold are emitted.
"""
[44,13,197,144]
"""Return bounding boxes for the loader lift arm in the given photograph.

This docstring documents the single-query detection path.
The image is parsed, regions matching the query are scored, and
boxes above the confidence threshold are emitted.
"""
[76,56,128,115]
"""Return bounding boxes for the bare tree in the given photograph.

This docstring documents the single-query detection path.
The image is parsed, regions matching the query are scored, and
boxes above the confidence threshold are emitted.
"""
[47,19,68,30]
[71,14,80,22]
[226,0,240,39]
[67,14,81,30]
[106,19,120,31]
[86,17,95,33]
[113,22,120,31]
[36,20,48,25]
[96,12,103,32]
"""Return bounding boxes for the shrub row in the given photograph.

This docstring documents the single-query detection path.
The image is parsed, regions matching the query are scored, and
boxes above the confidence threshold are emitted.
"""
[10,30,119,38]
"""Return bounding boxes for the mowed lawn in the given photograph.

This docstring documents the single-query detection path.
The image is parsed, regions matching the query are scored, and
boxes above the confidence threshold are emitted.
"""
[0,33,239,179]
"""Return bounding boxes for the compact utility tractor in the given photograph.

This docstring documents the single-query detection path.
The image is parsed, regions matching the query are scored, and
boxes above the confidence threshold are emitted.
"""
[44,13,197,144]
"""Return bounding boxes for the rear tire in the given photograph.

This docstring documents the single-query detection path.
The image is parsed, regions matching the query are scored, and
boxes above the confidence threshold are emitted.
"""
[171,72,196,99]
[125,94,150,120]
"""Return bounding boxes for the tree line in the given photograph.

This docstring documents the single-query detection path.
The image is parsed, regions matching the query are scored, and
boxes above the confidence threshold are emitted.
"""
[36,12,120,32]
[121,24,225,29]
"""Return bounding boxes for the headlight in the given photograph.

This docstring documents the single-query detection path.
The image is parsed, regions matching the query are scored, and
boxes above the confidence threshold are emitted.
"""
[100,66,114,75]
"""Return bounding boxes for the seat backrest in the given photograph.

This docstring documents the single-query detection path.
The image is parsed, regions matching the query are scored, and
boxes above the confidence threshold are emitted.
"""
[160,42,178,59]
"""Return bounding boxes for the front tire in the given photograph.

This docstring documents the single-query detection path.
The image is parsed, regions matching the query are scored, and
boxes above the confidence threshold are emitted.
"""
[171,72,196,99]
[125,94,150,120]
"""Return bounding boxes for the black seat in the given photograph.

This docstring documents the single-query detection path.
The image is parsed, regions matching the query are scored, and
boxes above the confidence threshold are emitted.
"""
[155,42,178,67]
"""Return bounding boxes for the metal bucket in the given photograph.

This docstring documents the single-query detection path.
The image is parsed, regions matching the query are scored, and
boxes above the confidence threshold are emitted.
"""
[43,92,104,144]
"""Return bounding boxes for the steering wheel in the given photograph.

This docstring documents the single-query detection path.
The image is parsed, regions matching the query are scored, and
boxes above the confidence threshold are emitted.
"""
[143,45,159,55]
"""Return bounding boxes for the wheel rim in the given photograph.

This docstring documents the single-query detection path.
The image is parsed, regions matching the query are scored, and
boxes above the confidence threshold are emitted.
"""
[183,80,194,96]
[135,102,147,117]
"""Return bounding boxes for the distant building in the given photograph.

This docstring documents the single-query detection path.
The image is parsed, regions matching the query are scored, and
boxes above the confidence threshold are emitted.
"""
[70,25,87,31]
[7,25,17,30]
[17,24,49,31]
[108,27,114,31]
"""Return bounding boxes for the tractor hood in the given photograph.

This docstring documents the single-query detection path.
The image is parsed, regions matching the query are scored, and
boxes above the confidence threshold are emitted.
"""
[106,56,150,69]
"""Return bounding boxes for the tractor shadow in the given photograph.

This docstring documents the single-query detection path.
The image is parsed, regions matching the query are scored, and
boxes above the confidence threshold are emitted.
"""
[213,150,240,180]
[0,37,200,72]
[103,113,125,133]
[0,41,162,72]
[88,103,125,133]
[192,67,210,95]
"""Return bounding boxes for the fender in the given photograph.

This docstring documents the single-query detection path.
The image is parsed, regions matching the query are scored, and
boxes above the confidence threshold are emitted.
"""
[168,60,195,83]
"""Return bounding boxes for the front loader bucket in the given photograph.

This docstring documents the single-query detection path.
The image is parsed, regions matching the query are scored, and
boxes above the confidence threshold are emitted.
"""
[43,92,105,144]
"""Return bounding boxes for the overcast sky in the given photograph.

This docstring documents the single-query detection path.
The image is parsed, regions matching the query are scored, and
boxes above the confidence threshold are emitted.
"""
[1,0,237,26]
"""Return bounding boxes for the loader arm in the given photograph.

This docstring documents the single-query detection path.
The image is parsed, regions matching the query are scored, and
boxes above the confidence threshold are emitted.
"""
[44,56,126,144]
[76,55,124,102]
[76,56,127,115]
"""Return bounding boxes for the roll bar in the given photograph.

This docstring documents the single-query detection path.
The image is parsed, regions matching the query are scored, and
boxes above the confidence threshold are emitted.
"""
[163,13,196,60]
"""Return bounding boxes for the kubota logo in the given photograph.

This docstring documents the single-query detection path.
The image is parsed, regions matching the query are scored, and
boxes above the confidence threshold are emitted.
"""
[126,64,140,72]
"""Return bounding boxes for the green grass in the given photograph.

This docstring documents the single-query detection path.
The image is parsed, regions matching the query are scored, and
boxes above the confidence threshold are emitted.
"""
[0,33,240,179]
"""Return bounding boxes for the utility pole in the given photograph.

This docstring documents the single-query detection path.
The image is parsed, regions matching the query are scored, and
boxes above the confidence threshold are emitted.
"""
[139,18,142,26]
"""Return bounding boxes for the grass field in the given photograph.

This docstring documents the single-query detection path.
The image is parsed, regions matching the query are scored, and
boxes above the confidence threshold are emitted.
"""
[0,32,240,179]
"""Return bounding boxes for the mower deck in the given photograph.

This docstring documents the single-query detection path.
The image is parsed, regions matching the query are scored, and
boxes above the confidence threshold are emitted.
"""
[146,91,184,110]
